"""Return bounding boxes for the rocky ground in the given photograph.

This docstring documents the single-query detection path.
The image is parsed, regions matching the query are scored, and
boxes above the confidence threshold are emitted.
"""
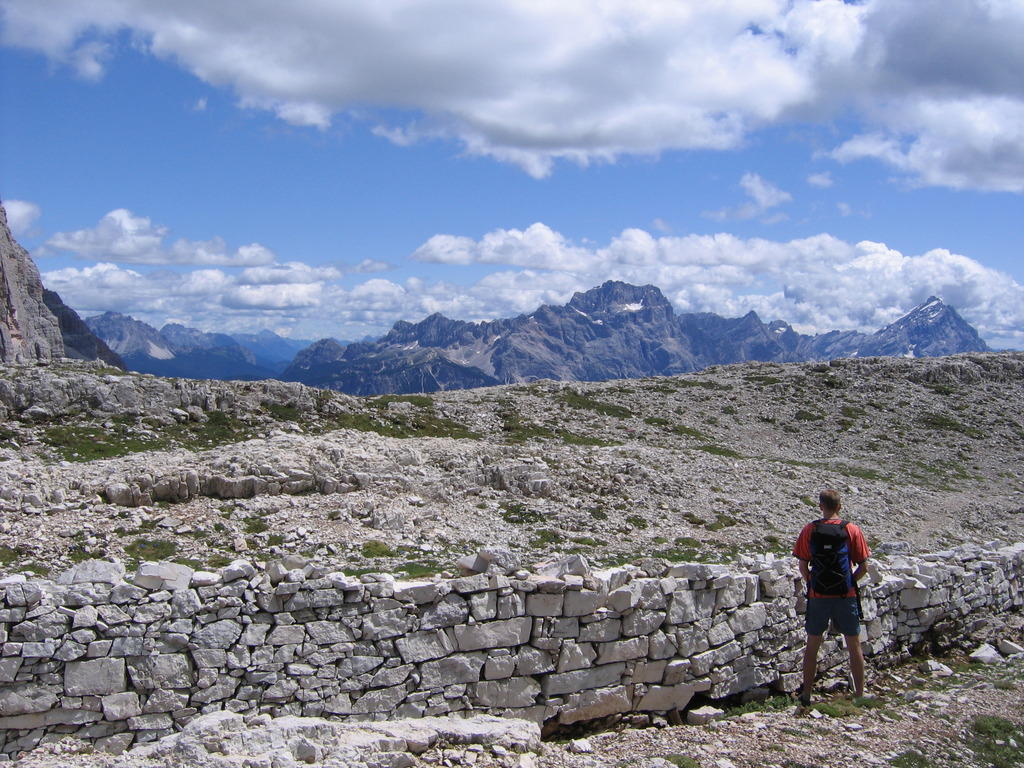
[1,352,1023,767]
[1,353,1023,582]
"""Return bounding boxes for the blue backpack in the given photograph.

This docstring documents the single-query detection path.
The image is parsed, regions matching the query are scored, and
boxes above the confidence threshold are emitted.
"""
[809,520,854,596]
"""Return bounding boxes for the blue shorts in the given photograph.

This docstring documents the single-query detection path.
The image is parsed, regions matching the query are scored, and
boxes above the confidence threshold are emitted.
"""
[805,597,860,636]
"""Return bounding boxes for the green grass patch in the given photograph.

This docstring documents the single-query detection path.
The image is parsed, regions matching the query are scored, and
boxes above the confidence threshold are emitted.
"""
[570,536,608,547]
[265,403,301,421]
[501,502,544,525]
[325,396,477,440]
[625,514,649,530]
[969,715,1024,768]
[670,424,708,439]
[243,517,269,534]
[917,412,984,439]
[794,409,824,421]
[42,424,166,461]
[888,750,932,768]
[397,561,440,578]
[371,394,434,409]
[0,545,23,566]
[706,513,738,531]
[674,378,733,391]
[360,540,395,558]
[20,562,49,577]
[726,694,794,717]
[809,696,884,719]
[695,444,743,458]
[644,416,671,427]
[832,464,886,481]
[124,538,178,562]
[558,390,634,419]
[530,529,563,547]
[661,756,701,768]
[745,374,783,386]
[500,403,558,443]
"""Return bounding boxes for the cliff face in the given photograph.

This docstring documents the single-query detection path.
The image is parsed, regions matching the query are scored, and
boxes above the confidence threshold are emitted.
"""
[0,202,64,363]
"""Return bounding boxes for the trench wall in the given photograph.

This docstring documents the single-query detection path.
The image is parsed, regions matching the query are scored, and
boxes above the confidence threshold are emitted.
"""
[1,542,1022,758]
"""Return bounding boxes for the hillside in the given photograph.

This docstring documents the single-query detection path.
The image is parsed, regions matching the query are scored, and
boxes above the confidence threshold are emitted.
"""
[1,352,1022,580]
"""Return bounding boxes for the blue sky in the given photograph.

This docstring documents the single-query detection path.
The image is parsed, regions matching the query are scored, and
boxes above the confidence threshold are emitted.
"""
[1,0,1022,348]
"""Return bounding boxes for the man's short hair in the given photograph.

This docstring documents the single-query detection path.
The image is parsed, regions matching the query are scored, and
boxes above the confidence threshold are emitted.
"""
[819,488,842,514]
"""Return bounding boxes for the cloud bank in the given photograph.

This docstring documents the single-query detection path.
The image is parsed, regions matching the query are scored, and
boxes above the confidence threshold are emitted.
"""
[3,0,1024,188]
[3,199,41,237]
[43,209,277,267]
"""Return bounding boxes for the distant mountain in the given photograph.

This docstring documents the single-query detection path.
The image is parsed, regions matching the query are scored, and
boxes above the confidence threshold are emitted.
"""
[85,313,281,380]
[282,281,990,395]
[231,330,314,374]
[855,297,987,358]
[41,291,124,368]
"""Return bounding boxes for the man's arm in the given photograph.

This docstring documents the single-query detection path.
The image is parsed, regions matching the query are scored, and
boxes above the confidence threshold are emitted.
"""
[799,559,810,582]
[852,560,868,583]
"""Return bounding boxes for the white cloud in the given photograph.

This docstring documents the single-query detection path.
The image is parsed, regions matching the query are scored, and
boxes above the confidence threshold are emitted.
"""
[3,199,42,236]
[403,224,1024,347]
[6,0,1024,187]
[832,97,1024,192]
[237,262,342,285]
[807,172,833,188]
[704,173,792,221]
[43,209,277,266]
[0,0,824,179]
[352,258,393,274]
[224,283,323,310]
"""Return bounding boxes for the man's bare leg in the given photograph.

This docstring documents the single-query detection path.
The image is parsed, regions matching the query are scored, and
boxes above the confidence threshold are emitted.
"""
[801,634,824,700]
[845,634,865,697]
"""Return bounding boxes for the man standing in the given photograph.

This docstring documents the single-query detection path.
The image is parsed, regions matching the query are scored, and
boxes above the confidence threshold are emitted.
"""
[792,488,870,704]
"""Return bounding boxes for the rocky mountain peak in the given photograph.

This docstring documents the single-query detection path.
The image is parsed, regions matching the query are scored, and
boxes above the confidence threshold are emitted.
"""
[86,312,175,359]
[859,295,989,358]
[567,280,672,315]
[160,323,241,353]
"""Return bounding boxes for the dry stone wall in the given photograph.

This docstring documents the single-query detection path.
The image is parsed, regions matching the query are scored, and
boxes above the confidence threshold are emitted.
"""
[1,542,1022,758]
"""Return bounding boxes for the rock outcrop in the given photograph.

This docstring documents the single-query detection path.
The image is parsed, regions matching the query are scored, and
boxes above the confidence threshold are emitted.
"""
[0,202,64,363]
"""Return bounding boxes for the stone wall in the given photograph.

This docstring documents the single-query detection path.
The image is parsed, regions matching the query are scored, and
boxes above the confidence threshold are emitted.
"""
[1,542,1022,758]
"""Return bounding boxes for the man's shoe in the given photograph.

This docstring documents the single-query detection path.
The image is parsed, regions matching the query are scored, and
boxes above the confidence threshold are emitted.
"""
[798,690,812,706]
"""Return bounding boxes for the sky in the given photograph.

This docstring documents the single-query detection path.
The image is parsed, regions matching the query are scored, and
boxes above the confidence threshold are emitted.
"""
[1,0,1022,349]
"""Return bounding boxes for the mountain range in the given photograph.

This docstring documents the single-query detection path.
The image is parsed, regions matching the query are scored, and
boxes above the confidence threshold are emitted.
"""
[276,281,989,394]
[0,199,992,393]
[83,312,313,380]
